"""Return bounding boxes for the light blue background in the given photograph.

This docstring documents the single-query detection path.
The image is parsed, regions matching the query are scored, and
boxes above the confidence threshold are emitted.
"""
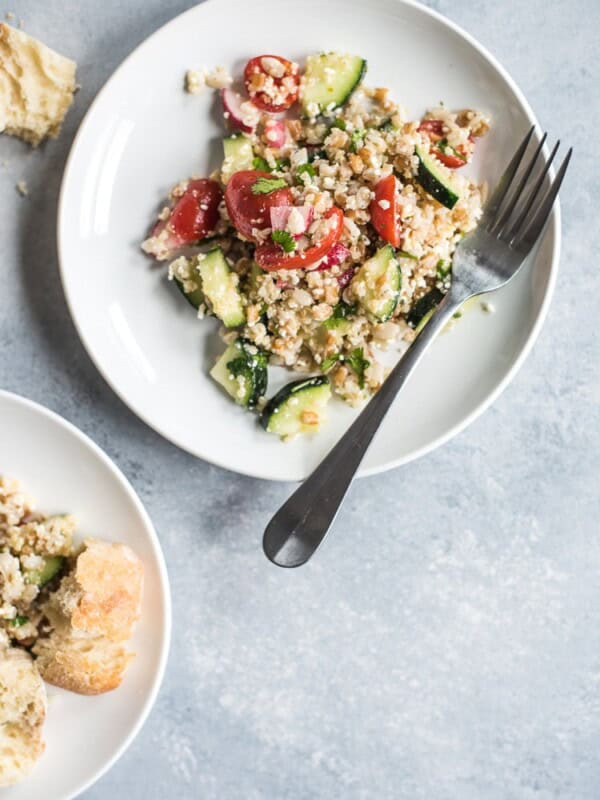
[1,1,598,798]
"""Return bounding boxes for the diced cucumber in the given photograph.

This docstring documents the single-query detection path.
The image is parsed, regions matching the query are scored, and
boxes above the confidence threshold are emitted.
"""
[221,134,254,184]
[300,52,366,116]
[414,144,460,209]
[351,245,401,322]
[198,248,245,327]
[261,376,331,438]
[210,338,268,408]
[170,256,204,309]
[25,555,64,587]
[407,288,444,333]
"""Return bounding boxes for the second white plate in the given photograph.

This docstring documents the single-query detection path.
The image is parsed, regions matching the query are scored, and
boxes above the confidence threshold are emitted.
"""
[0,391,171,800]
[58,0,560,481]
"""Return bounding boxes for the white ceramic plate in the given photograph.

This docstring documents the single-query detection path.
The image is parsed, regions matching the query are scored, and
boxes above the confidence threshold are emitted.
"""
[0,392,171,800]
[58,0,560,482]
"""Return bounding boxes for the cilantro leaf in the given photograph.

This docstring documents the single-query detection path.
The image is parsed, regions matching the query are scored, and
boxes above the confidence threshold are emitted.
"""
[330,117,347,131]
[350,129,366,153]
[321,353,342,372]
[323,301,358,328]
[345,347,370,389]
[296,163,316,182]
[10,615,29,628]
[271,229,296,254]
[252,156,270,171]
[251,177,288,195]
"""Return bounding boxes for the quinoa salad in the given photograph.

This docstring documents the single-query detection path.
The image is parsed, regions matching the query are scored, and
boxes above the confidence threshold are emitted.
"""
[142,52,489,439]
[0,476,75,650]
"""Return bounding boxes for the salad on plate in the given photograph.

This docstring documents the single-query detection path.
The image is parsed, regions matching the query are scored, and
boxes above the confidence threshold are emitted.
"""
[142,52,489,439]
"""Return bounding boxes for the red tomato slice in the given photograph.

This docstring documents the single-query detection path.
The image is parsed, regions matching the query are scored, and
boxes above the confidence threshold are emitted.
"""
[434,149,467,169]
[146,179,222,258]
[224,170,293,240]
[418,119,467,169]
[244,54,300,112]
[418,119,445,140]
[370,175,401,248]
[255,207,344,271]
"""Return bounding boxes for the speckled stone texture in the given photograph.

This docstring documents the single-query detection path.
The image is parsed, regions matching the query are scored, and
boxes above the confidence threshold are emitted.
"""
[0,0,598,797]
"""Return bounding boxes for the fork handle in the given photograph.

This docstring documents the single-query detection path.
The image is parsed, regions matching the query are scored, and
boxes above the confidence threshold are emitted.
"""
[263,284,468,568]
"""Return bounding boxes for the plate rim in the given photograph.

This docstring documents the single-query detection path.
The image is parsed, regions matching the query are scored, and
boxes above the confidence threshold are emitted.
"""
[0,389,172,800]
[57,0,561,482]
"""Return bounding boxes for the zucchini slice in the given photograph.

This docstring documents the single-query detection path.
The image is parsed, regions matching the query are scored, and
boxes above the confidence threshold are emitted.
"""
[261,376,331,438]
[210,338,268,408]
[25,555,64,587]
[221,134,254,184]
[170,256,204,309]
[198,248,245,327]
[407,288,444,333]
[351,245,401,322]
[300,52,366,116]
[414,144,460,209]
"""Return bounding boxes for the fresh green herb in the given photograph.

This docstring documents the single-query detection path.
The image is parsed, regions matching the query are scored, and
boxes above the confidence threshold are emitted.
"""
[350,128,366,153]
[10,615,29,628]
[251,177,288,195]
[346,347,370,389]
[397,250,418,261]
[271,229,296,254]
[296,163,316,183]
[252,156,290,172]
[323,301,358,328]
[252,156,270,171]
[330,117,347,131]
[378,118,396,132]
[436,259,452,279]
[321,353,342,372]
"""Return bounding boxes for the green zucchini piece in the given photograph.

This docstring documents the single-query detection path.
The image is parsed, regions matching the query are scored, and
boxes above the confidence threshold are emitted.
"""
[351,245,401,322]
[198,248,245,327]
[25,555,64,587]
[414,144,460,209]
[301,52,366,116]
[221,134,254,184]
[261,376,331,437]
[407,288,445,333]
[210,338,268,408]
[170,256,204,309]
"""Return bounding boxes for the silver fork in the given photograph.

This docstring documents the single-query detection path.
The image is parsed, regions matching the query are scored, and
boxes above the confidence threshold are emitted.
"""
[263,128,572,568]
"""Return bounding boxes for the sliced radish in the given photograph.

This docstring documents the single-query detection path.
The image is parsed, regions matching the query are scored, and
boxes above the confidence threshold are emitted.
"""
[221,88,256,133]
[269,205,313,235]
[315,242,351,272]
[264,118,287,149]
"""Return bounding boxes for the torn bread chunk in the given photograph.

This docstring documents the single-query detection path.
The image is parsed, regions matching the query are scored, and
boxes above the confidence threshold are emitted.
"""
[0,23,76,146]
[33,539,143,695]
[0,646,46,787]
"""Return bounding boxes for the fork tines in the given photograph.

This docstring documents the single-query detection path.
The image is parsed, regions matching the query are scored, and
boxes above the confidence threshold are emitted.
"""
[485,126,572,253]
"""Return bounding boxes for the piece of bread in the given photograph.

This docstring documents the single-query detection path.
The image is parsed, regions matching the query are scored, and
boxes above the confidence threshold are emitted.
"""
[32,635,132,695]
[0,23,76,146]
[33,539,143,695]
[0,646,46,787]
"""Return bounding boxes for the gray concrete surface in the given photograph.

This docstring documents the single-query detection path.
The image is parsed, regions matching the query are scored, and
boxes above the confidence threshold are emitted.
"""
[1,1,599,798]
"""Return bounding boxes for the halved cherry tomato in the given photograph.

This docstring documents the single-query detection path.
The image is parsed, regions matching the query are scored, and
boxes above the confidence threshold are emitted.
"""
[418,119,445,139]
[418,119,467,169]
[255,207,344,271]
[146,178,222,258]
[244,54,300,112]
[370,174,401,247]
[224,170,293,240]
